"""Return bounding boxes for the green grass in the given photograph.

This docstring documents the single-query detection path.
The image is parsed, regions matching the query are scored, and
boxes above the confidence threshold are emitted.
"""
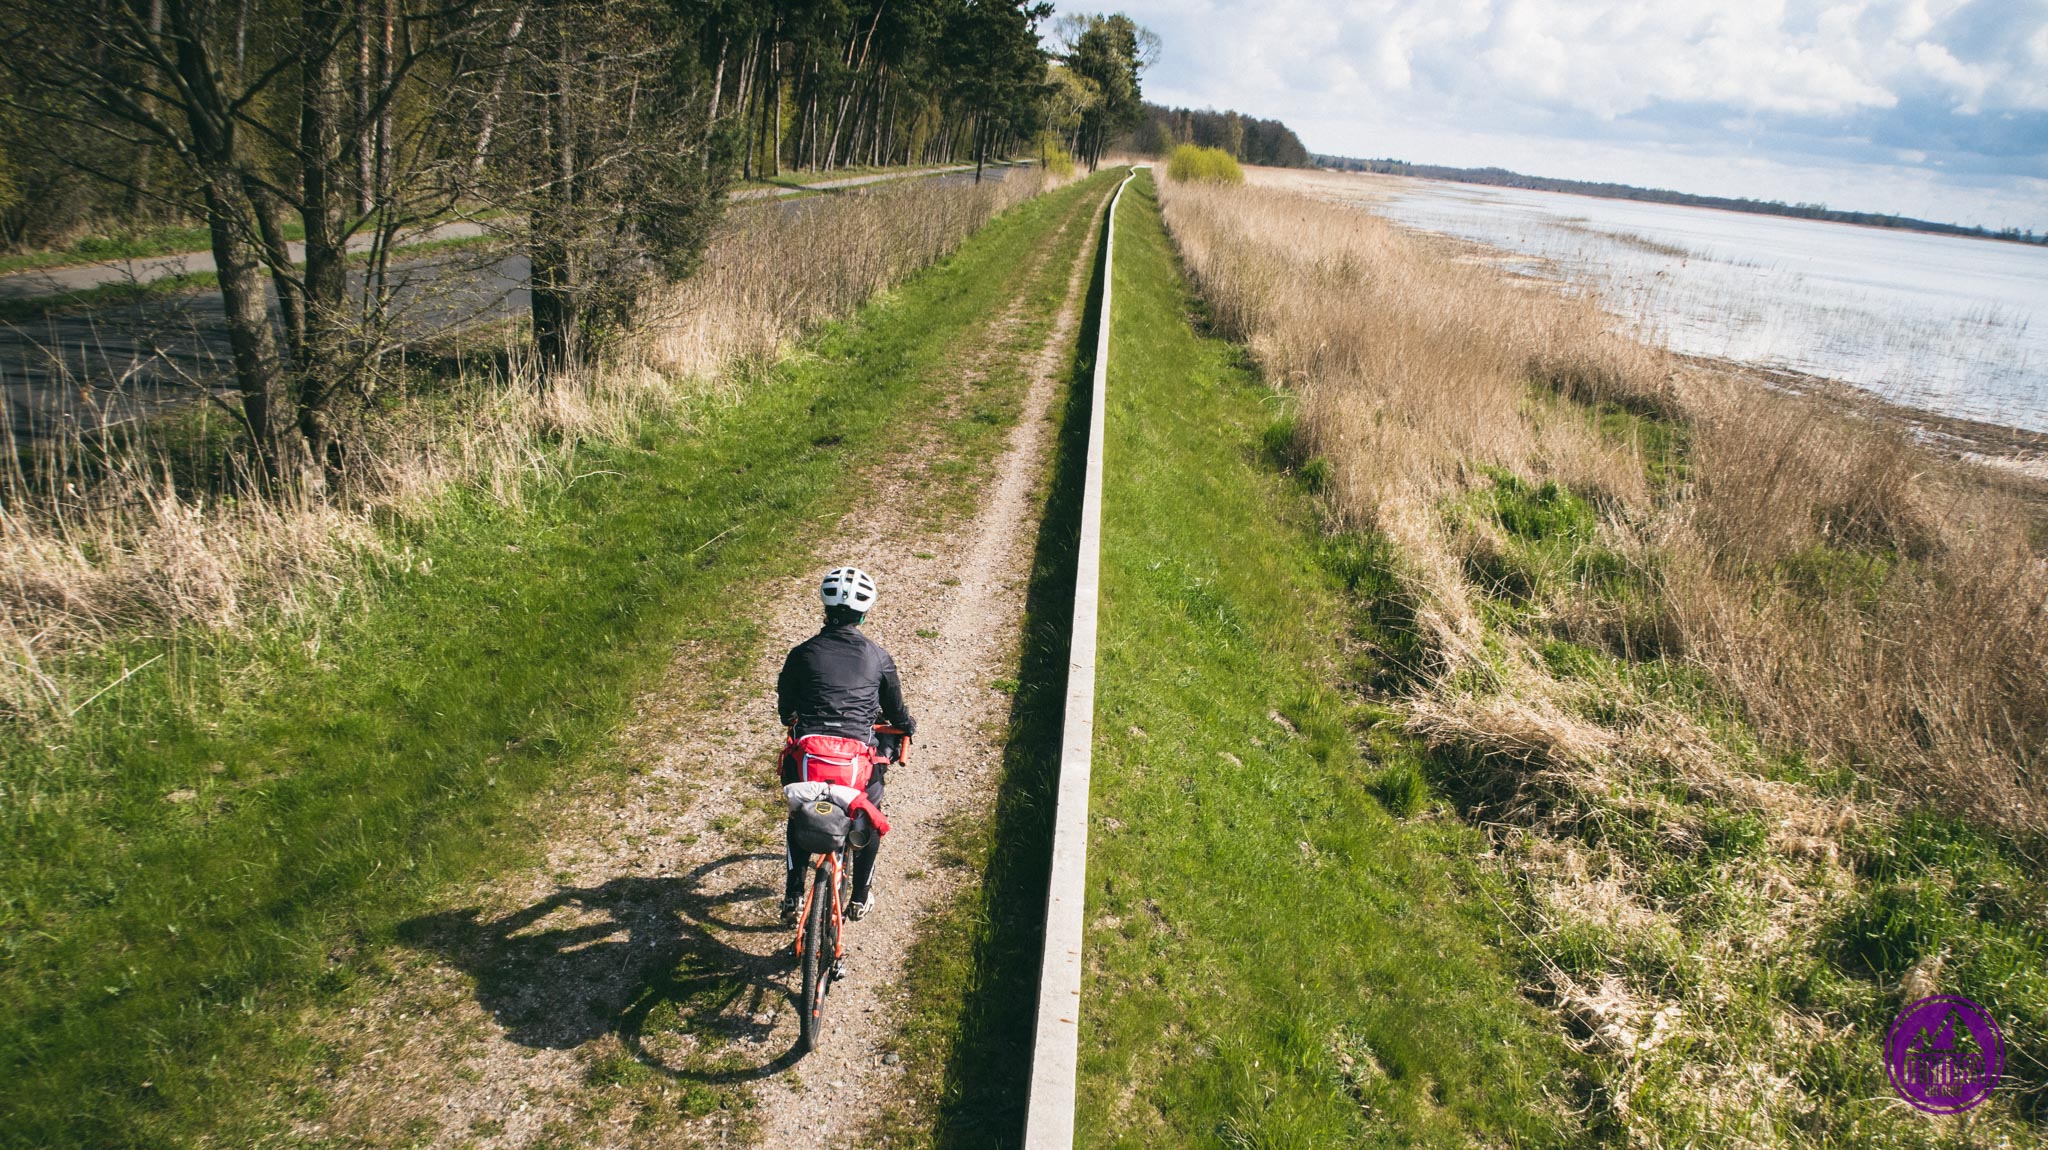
[0,270,221,321]
[1427,434,2048,1140]
[0,171,1118,1148]
[730,160,1013,196]
[0,223,228,276]
[1076,172,1588,1146]
[1166,144,1246,185]
[0,208,511,277]
[0,232,500,321]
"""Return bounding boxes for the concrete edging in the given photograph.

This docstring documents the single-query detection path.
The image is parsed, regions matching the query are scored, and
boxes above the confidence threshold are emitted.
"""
[1021,166,1142,1150]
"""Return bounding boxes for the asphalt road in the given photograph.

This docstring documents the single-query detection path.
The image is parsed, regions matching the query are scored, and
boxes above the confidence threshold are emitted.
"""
[1,164,1017,441]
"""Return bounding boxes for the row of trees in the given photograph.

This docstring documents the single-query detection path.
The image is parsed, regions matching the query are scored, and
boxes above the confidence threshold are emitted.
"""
[695,0,1044,184]
[1125,104,1310,168]
[0,3,1156,488]
[689,7,1159,182]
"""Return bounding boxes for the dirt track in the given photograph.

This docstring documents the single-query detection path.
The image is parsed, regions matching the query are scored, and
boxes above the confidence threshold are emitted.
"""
[297,178,1108,1147]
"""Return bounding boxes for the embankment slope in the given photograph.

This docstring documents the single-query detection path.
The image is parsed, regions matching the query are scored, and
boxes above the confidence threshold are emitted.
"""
[1077,172,1590,1146]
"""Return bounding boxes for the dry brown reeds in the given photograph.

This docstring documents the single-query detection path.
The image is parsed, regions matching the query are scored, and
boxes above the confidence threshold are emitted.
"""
[1,171,1055,721]
[1159,167,2047,837]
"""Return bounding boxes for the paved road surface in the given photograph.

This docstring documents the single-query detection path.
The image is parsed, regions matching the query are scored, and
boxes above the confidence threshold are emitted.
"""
[0,163,1001,301]
[0,221,492,303]
[2,165,1019,440]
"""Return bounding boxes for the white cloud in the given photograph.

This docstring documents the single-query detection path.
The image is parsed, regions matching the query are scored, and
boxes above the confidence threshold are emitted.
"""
[1109,0,2048,227]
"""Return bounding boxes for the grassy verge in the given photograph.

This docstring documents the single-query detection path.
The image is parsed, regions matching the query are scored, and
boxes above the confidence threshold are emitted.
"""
[1154,170,2047,1143]
[0,233,500,321]
[0,223,227,276]
[729,161,988,195]
[0,270,222,321]
[0,209,514,278]
[1074,172,1590,1145]
[1420,442,2048,1144]
[0,171,1113,1148]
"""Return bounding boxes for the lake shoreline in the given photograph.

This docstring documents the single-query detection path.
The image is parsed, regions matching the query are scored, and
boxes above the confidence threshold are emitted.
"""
[1338,171,2048,435]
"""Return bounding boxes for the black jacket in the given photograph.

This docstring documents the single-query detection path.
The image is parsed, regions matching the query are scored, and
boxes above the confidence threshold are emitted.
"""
[776,622,916,743]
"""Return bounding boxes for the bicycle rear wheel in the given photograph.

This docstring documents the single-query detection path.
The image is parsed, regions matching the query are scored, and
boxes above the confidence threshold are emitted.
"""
[799,859,835,1052]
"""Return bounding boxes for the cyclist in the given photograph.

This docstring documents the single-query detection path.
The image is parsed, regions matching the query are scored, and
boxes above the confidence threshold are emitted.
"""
[776,565,917,924]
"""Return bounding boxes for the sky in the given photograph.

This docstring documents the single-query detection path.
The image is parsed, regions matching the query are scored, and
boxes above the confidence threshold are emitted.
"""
[1105,0,2048,230]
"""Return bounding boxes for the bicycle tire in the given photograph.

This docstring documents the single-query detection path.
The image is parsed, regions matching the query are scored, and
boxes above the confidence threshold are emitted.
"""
[799,859,833,1052]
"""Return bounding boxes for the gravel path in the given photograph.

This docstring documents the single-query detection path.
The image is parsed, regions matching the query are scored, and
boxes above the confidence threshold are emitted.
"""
[298,179,1107,1148]
[741,174,1104,1150]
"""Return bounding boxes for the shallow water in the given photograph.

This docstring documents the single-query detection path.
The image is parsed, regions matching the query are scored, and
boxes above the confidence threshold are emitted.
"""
[1362,179,2048,432]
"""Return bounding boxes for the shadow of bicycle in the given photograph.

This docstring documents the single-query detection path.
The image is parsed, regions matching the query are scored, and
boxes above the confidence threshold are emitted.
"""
[396,851,808,1082]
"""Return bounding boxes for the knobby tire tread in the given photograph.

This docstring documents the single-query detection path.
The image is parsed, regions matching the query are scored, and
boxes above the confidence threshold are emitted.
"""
[801,860,832,1052]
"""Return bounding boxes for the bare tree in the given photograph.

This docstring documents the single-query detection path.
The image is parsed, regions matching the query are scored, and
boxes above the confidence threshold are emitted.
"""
[0,0,497,484]
[466,0,726,376]
[0,0,313,478]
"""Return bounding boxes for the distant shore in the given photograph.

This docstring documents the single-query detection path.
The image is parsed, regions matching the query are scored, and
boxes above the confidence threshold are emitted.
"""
[1314,155,2047,246]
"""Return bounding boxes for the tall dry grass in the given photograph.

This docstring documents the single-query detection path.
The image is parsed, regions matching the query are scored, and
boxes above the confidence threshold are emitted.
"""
[1,171,1057,721]
[1159,168,2047,837]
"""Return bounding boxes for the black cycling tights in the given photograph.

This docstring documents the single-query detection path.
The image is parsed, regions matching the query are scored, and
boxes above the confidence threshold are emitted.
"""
[785,778,884,902]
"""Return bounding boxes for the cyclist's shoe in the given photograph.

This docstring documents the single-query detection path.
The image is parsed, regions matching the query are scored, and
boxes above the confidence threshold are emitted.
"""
[848,892,876,921]
[779,895,800,923]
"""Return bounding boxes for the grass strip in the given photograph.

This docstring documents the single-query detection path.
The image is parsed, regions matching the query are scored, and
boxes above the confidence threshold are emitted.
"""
[0,234,500,321]
[0,225,228,277]
[1435,436,2048,1142]
[0,171,1120,1148]
[1074,172,1592,1146]
[0,210,513,278]
[729,162,991,196]
[0,270,222,321]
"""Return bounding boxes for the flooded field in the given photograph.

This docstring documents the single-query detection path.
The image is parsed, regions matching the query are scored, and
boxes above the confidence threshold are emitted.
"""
[1316,174,2048,432]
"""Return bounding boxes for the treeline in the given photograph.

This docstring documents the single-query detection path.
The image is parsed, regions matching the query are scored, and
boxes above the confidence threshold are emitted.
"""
[1317,155,2048,245]
[0,2,1157,488]
[1126,104,1310,168]
[700,0,1046,182]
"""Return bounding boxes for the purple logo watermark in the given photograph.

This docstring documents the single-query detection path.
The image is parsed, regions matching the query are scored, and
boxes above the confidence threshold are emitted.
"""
[1886,995,2004,1114]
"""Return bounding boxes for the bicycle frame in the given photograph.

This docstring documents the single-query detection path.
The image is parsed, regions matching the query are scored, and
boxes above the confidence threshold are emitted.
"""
[791,845,848,964]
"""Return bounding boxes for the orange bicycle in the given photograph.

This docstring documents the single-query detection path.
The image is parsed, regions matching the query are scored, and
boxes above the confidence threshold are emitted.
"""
[789,724,906,1052]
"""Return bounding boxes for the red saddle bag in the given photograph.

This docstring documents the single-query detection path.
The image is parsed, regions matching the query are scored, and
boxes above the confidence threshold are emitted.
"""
[786,734,875,790]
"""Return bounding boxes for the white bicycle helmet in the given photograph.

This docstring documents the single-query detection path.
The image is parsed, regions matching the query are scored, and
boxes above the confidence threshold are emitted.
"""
[820,566,878,612]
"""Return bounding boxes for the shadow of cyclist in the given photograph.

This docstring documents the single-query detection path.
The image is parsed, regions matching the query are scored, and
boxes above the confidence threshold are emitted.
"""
[396,851,808,1080]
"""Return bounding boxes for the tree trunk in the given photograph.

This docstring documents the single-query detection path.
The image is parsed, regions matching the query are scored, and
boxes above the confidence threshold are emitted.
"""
[471,6,529,173]
[203,169,307,483]
[244,173,303,361]
[707,35,726,122]
[531,12,578,375]
[736,32,757,181]
[828,0,886,169]
[377,0,394,206]
[127,0,165,215]
[877,79,894,166]
[356,0,373,214]
[298,0,351,470]
[761,25,774,178]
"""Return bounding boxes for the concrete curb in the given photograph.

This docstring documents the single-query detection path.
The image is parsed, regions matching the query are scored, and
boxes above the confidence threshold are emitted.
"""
[1022,165,1141,1150]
